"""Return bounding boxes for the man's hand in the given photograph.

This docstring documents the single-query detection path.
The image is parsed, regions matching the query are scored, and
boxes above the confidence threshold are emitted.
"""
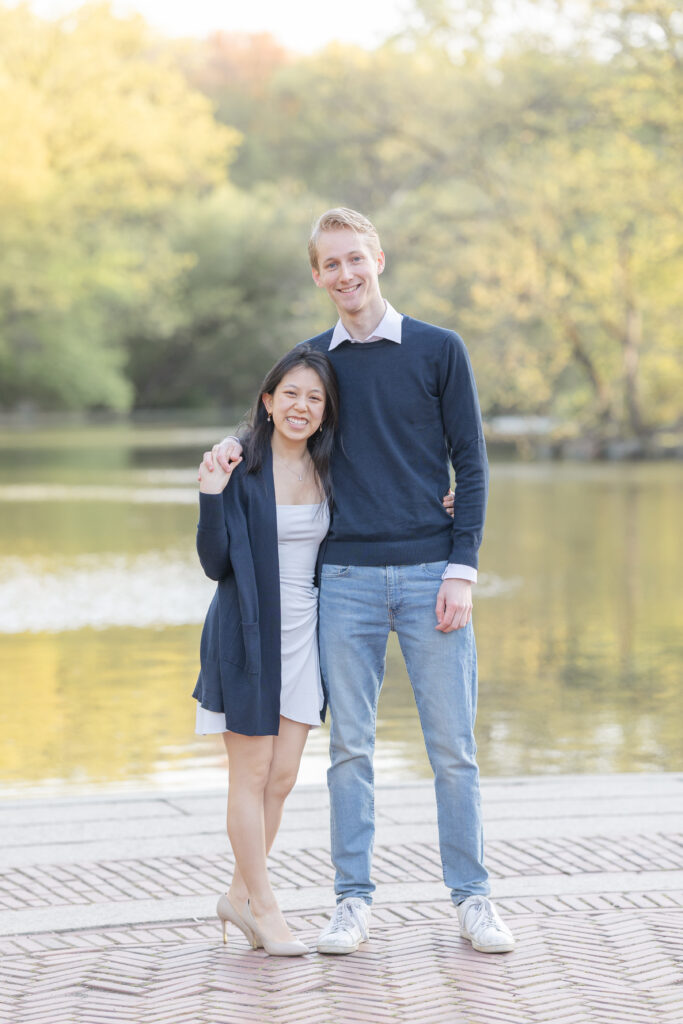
[198,455,242,494]
[442,489,455,518]
[435,578,472,632]
[199,437,244,480]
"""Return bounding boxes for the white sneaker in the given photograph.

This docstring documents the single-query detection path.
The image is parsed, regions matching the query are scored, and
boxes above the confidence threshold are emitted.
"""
[317,898,371,954]
[457,896,515,953]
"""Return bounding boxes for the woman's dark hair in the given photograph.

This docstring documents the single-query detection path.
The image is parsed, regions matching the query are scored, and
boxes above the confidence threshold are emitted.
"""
[243,346,340,506]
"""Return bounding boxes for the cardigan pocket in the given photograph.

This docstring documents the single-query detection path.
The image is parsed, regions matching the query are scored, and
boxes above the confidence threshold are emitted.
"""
[220,615,246,668]
[242,621,261,677]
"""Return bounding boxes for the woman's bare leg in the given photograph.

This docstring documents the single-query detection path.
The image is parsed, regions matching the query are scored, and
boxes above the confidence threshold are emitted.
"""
[263,717,310,842]
[222,732,273,917]
[226,718,310,921]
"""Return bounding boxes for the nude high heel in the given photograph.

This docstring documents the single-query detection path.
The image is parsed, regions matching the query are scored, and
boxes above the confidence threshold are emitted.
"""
[243,901,309,956]
[216,894,262,948]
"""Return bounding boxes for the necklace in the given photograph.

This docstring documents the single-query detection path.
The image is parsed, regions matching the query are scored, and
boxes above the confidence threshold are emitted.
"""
[275,454,310,482]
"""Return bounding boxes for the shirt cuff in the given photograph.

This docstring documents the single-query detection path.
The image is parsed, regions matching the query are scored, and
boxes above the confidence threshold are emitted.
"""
[442,563,478,584]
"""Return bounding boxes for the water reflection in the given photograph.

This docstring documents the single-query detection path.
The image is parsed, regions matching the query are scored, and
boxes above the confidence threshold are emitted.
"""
[0,552,212,632]
[0,426,681,793]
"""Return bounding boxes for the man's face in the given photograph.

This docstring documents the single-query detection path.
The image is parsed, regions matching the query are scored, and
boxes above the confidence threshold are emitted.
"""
[311,228,385,319]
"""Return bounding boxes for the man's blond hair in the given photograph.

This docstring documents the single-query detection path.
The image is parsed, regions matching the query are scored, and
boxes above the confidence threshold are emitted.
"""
[308,208,381,270]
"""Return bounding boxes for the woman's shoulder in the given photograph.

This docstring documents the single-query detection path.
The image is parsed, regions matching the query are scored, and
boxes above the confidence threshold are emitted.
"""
[224,452,270,509]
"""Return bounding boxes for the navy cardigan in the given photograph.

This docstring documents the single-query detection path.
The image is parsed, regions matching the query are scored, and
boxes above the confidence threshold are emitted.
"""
[192,446,327,736]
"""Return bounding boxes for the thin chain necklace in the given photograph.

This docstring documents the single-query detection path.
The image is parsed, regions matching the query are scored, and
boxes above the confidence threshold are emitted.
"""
[274,453,310,482]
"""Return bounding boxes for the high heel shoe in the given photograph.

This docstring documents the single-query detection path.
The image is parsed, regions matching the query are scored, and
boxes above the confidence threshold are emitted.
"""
[243,901,309,956]
[216,894,262,948]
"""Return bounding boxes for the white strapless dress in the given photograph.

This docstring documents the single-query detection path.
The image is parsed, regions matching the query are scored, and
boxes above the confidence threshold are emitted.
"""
[195,501,329,734]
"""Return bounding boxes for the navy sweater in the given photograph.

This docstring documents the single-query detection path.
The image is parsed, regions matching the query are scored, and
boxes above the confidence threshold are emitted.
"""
[305,315,488,569]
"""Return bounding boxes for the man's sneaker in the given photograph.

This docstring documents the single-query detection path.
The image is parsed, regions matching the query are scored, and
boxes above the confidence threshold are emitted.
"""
[457,896,515,953]
[317,898,371,954]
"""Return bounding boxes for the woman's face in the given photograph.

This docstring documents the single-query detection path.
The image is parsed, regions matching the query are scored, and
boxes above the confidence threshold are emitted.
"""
[262,365,326,444]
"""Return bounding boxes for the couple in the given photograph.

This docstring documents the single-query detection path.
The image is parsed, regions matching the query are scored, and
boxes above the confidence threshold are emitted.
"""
[194,207,515,957]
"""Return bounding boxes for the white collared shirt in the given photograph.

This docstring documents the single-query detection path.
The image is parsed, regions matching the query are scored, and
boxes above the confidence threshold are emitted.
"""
[328,301,403,350]
[326,301,477,585]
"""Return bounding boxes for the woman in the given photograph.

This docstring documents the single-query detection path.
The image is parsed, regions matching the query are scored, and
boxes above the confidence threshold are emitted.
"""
[194,346,339,957]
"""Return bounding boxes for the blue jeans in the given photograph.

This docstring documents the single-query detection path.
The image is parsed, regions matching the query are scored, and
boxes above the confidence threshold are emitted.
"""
[319,561,490,906]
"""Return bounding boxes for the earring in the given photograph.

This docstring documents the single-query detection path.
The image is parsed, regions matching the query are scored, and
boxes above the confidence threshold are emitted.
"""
[267,413,272,422]
[319,423,324,433]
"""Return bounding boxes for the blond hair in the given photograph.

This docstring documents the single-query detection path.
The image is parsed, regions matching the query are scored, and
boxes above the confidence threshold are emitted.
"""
[308,207,381,270]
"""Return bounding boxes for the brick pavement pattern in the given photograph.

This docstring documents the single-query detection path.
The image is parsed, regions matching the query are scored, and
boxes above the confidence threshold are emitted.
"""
[3,776,682,1022]
[1,904,682,1024]
[2,834,681,912]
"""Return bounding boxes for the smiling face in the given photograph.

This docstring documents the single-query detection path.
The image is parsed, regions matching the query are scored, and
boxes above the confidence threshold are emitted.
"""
[311,228,386,322]
[262,365,326,445]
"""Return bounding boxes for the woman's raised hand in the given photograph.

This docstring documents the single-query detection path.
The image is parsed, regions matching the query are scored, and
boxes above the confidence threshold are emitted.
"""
[198,453,242,493]
[201,437,244,477]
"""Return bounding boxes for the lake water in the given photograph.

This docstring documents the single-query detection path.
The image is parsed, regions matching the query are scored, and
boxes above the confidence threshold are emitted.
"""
[0,424,681,796]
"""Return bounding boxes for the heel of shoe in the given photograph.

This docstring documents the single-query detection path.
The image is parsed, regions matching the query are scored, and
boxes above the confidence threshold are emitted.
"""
[216,894,261,949]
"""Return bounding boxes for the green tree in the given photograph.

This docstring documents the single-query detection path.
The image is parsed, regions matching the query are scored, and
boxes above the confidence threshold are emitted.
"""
[0,2,237,411]
[173,30,290,189]
[124,183,327,410]
[394,0,683,437]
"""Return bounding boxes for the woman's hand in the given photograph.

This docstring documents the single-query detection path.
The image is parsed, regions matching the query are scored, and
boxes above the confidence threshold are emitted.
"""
[198,455,242,493]
[201,437,244,477]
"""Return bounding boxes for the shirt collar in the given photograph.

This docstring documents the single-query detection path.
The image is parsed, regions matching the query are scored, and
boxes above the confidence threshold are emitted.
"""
[328,301,403,350]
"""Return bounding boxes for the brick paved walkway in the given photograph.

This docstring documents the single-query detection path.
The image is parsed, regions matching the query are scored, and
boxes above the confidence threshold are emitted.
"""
[1,774,682,1023]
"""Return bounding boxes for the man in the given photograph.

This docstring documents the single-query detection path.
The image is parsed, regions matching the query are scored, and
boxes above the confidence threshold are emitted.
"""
[209,208,515,955]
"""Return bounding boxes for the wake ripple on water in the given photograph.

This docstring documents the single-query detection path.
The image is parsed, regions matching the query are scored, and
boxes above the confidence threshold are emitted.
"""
[0,484,197,504]
[0,558,522,635]
[0,553,214,633]
[475,572,523,598]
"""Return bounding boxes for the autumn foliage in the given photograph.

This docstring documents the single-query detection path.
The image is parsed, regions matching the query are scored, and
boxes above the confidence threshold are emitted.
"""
[1,1,680,442]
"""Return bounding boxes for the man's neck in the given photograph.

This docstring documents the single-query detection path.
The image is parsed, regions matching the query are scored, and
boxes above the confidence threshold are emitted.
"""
[338,296,387,341]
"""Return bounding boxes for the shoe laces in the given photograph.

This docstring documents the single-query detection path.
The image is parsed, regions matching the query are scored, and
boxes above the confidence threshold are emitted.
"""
[331,899,369,940]
[466,896,496,928]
